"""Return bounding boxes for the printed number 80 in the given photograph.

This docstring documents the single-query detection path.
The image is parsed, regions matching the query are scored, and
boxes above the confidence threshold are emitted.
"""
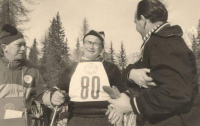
[81,76,100,99]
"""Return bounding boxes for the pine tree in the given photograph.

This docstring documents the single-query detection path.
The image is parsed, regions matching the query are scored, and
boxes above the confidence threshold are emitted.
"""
[40,34,49,77]
[63,38,71,66]
[194,19,200,90]
[0,0,31,30]
[40,19,57,86]
[192,34,197,52]
[79,18,90,39]
[28,38,39,67]
[107,41,115,64]
[40,34,48,67]
[197,19,200,46]
[40,12,70,87]
[73,38,82,61]
[117,42,127,71]
[102,50,109,61]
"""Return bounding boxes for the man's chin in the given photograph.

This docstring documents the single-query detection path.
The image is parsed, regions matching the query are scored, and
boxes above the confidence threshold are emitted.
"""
[87,57,96,60]
[14,56,25,60]
[85,55,98,60]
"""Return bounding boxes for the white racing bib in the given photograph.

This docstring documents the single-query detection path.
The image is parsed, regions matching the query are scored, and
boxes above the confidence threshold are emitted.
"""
[69,61,110,102]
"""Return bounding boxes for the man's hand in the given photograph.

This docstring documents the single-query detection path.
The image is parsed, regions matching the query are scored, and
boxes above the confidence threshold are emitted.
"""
[106,106,123,126]
[57,118,68,126]
[108,93,132,114]
[129,68,156,88]
[51,91,66,106]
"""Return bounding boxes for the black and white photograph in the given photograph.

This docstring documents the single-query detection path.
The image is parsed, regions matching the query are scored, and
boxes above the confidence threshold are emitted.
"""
[0,0,200,126]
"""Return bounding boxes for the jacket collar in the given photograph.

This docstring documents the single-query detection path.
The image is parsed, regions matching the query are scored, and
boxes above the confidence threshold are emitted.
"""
[141,22,170,49]
[141,23,183,50]
[80,55,104,62]
[153,25,183,37]
[142,23,166,42]
[1,57,24,70]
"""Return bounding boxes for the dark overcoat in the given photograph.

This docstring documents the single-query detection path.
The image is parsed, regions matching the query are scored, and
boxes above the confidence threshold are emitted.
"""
[123,25,200,126]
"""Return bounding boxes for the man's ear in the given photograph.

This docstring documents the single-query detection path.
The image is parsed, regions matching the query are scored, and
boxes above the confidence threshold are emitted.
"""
[100,48,104,55]
[140,15,147,29]
[1,44,7,52]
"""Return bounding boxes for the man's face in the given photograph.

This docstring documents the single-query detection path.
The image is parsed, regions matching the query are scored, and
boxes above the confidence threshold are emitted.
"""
[83,35,103,60]
[134,11,145,36]
[3,38,26,61]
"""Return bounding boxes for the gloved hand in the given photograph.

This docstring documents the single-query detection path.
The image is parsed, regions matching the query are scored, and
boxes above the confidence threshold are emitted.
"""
[51,90,67,106]
[103,86,121,99]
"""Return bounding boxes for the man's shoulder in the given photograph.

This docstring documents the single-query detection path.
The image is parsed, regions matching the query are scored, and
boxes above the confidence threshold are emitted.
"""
[146,32,185,50]
[153,25,183,38]
[147,25,183,43]
[103,60,119,69]
[23,60,39,73]
[62,62,79,74]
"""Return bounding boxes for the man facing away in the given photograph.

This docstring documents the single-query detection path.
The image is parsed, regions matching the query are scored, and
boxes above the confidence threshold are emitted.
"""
[108,0,200,126]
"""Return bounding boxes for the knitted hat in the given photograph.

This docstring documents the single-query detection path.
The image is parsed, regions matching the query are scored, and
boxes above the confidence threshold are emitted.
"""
[0,24,24,46]
[83,30,105,48]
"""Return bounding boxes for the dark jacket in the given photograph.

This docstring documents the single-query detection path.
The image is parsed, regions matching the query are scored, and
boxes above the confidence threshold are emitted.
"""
[123,25,200,126]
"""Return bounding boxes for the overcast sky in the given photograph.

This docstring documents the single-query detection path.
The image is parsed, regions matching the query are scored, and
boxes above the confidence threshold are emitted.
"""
[24,0,200,56]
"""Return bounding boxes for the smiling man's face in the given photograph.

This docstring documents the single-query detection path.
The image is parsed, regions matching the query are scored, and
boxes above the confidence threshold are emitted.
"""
[83,35,103,60]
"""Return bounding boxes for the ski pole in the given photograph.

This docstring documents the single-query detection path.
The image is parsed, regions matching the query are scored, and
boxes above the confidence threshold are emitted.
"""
[50,106,58,126]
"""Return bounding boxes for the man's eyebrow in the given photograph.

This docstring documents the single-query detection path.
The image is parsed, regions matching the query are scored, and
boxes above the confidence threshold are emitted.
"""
[85,40,101,43]
[86,40,92,42]
[16,41,26,44]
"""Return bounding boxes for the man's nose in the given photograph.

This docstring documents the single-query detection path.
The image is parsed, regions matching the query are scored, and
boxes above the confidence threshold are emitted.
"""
[21,45,26,51]
[89,43,95,49]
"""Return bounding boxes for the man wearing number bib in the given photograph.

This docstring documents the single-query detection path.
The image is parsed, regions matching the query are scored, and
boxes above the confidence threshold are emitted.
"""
[51,30,126,126]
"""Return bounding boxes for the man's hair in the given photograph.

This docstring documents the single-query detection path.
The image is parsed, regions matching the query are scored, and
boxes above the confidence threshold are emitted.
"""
[137,0,168,23]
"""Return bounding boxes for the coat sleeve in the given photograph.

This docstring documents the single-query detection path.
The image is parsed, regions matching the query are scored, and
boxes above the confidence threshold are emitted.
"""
[56,63,78,93]
[33,71,51,106]
[40,63,78,106]
[131,38,197,117]
[122,59,142,91]
[56,69,71,93]
[103,61,127,92]
[112,65,127,92]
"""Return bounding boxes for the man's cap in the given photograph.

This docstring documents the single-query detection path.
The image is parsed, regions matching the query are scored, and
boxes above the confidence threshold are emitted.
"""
[0,24,24,45]
[83,30,105,48]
